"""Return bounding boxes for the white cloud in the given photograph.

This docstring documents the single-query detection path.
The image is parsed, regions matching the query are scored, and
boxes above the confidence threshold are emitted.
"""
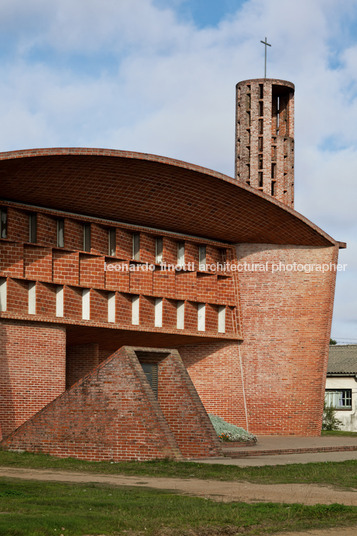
[0,0,357,339]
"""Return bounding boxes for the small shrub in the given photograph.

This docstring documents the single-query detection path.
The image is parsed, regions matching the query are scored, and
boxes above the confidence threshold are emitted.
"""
[209,414,257,443]
[322,404,343,431]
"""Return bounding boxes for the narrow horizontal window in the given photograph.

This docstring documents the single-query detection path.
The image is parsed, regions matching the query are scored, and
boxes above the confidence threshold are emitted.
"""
[132,295,140,325]
[28,282,36,315]
[56,286,64,317]
[82,288,90,320]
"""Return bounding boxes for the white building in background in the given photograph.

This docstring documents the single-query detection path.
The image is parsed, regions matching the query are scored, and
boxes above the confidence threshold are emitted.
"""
[325,345,357,432]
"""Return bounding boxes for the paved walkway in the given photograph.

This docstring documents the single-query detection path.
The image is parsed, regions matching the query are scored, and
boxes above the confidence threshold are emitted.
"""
[197,435,357,466]
[276,529,357,536]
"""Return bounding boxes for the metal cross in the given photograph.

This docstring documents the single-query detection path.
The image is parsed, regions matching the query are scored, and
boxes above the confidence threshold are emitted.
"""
[260,37,271,78]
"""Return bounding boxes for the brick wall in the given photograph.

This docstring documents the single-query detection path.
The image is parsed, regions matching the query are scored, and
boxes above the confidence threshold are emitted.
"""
[1,346,221,461]
[235,79,295,206]
[157,350,222,457]
[180,341,248,429]
[0,203,239,342]
[0,319,66,440]
[66,343,99,388]
[236,243,338,435]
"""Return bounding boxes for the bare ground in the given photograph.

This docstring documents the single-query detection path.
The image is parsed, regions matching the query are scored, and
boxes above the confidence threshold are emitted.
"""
[0,466,356,506]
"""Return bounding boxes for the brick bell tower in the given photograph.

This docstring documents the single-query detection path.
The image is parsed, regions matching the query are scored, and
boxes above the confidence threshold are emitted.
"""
[235,78,295,207]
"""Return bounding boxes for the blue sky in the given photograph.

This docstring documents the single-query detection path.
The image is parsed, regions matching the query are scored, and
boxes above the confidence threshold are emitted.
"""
[1,0,357,343]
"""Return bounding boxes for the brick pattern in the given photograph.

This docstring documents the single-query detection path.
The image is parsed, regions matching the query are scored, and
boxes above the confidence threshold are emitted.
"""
[0,203,239,340]
[0,320,66,440]
[236,79,295,207]
[66,343,99,388]
[0,150,338,247]
[180,341,248,428]
[236,243,338,435]
[157,350,222,457]
[0,146,342,445]
[1,346,221,461]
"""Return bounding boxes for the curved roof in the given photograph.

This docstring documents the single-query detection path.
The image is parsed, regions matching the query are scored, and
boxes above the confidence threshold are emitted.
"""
[0,147,339,246]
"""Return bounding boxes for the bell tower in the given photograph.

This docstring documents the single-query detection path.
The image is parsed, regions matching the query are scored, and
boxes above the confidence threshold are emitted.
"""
[235,78,295,207]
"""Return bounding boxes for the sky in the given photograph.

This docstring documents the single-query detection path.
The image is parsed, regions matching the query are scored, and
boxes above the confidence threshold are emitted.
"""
[0,0,356,343]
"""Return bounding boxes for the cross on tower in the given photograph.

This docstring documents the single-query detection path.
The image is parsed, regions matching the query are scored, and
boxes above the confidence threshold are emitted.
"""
[260,37,271,78]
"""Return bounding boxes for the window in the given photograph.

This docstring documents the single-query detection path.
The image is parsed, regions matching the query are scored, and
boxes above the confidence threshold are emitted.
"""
[132,233,140,260]
[141,363,158,398]
[83,223,91,252]
[276,95,280,134]
[28,282,36,314]
[132,295,139,325]
[155,237,163,263]
[177,301,184,330]
[154,298,163,327]
[177,242,185,267]
[108,292,115,323]
[108,228,116,256]
[0,208,7,239]
[82,289,90,320]
[57,219,64,248]
[198,245,206,270]
[197,303,205,332]
[218,305,226,333]
[325,389,352,410]
[0,279,7,312]
[29,213,37,243]
[56,286,64,317]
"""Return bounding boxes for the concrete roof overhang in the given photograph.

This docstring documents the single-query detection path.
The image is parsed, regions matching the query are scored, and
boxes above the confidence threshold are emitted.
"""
[0,148,342,247]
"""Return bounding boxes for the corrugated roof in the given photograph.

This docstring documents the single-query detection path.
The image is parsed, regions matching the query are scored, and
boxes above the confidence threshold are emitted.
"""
[328,345,357,375]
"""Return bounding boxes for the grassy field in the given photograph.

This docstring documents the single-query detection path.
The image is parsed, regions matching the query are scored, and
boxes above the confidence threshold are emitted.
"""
[0,477,356,536]
[0,450,357,489]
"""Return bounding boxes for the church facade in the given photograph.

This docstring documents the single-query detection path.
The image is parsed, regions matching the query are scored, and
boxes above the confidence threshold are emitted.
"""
[0,79,344,460]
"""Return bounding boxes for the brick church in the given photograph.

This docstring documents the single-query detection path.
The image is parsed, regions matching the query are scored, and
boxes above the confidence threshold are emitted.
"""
[0,78,344,460]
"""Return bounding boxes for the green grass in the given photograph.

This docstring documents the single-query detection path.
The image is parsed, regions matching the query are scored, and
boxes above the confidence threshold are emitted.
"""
[0,450,357,490]
[0,477,356,536]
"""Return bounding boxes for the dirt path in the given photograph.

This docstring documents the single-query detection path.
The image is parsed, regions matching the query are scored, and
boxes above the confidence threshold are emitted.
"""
[0,466,356,506]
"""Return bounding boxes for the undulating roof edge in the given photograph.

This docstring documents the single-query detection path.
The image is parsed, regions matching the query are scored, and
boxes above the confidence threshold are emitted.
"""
[0,147,345,248]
